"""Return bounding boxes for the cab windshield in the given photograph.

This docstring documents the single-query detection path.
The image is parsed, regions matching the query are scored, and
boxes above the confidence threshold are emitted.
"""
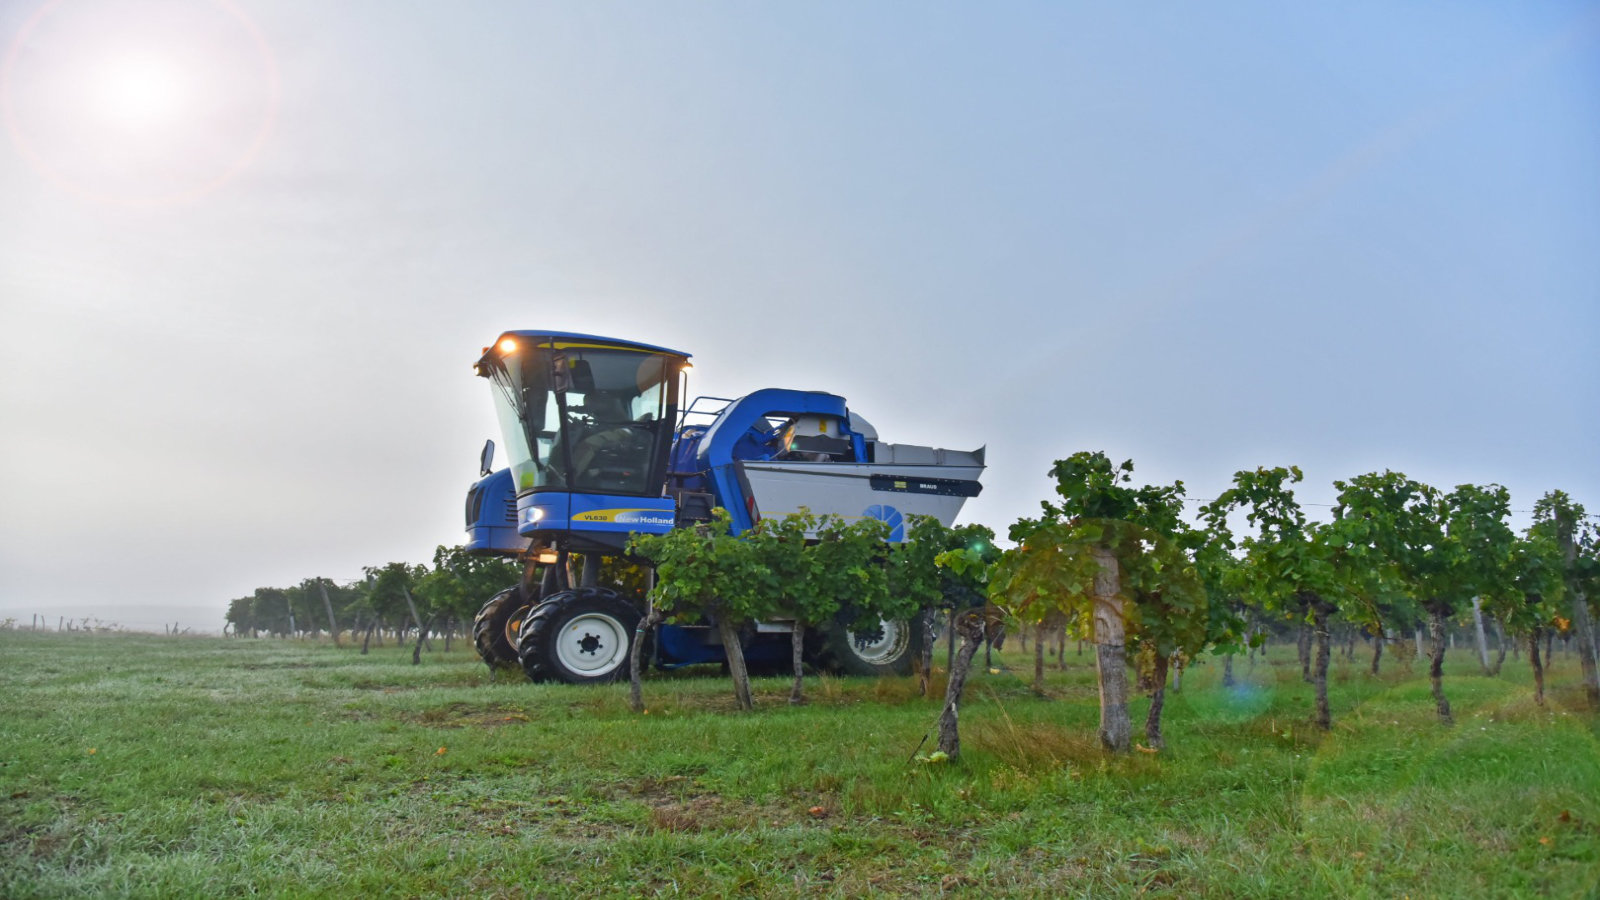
[484,342,680,497]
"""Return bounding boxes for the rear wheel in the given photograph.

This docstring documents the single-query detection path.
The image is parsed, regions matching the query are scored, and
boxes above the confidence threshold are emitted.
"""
[816,610,927,677]
[518,588,642,684]
[472,586,531,670]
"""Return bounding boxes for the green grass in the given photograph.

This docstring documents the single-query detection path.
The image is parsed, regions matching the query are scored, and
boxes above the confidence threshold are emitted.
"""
[2,631,1597,898]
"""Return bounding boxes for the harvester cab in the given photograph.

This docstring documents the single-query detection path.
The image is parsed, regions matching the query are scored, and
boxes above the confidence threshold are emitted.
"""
[464,330,986,684]
[473,332,690,557]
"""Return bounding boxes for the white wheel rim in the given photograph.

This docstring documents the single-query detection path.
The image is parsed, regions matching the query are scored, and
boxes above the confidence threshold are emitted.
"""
[556,612,628,676]
[849,618,908,665]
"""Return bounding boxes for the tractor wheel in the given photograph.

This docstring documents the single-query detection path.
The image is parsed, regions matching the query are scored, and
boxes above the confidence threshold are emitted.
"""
[472,586,531,671]
[815,610,927,677]
[517,588,643,684]
[812,608,928,672]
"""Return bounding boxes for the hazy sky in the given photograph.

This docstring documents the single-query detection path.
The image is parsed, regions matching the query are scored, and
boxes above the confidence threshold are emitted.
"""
[2,1,1596,631]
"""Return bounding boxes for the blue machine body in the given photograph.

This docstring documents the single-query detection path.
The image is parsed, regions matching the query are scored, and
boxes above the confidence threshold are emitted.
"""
[466,330,982,674]
[694,388,860,534]
[463,460,793,670]
[464,467,527,556]
[518,492,677,538]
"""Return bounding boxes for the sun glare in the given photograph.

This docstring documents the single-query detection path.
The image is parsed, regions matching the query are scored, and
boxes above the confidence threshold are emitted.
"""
[1,0,279,204]
[93,56,187,128]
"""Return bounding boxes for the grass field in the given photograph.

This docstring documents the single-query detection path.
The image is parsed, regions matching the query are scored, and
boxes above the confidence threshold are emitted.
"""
[1,629,1597,898]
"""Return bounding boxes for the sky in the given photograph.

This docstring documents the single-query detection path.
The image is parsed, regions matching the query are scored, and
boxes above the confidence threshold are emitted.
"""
[1,1,1596,632]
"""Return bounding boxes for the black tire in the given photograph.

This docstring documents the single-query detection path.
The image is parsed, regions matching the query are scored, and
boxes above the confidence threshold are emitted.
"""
[815,610,928,677]
[517,588,643,684]
[472,586,532,670]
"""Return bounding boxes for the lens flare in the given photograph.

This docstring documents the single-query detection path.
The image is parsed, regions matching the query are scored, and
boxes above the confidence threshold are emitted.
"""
[92,54,187,128]
[0,0,280,205]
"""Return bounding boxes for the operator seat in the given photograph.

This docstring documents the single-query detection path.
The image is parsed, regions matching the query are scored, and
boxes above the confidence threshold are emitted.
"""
[570,395,650,492]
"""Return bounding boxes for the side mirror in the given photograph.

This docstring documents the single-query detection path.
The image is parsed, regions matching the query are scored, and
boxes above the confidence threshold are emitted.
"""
[479,439,495,477]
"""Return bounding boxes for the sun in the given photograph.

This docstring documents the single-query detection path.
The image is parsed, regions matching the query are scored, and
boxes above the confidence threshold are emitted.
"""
[92,55,189,129]
[1,0,278,204]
